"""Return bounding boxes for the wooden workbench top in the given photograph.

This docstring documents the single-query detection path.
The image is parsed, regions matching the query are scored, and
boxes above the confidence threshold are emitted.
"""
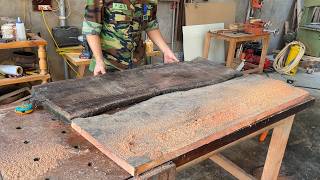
[0,109,131,180]
[71,75,310,176]
[0,33,47,50]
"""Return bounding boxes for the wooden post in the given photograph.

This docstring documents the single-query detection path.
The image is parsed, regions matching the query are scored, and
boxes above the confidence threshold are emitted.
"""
[38,45,47,76]
[210,153,256,180]
[258,36,270,73]
[261,115,295,180]
[226,40,237,67]
[77,65,86,79]
[203,32,212,59]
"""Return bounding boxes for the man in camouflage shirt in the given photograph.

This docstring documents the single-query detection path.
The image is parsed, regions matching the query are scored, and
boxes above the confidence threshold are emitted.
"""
[83,0,178,75]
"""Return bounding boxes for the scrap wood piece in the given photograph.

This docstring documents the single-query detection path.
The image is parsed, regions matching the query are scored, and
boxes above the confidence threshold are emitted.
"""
[32,58,241,121]
[71,75,310,176]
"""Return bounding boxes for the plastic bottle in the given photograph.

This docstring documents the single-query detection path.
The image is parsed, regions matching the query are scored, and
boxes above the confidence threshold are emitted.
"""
[15,17,27,41]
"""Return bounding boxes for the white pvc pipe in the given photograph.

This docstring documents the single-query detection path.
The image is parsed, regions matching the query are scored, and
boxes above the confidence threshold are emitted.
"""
[0,65,24,76]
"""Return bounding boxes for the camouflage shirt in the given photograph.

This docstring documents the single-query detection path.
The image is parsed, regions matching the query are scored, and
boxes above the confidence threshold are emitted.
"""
[83,0,159,70]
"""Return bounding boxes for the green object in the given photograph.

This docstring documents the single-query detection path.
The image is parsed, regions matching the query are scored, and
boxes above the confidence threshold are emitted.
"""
[297,0,320,57]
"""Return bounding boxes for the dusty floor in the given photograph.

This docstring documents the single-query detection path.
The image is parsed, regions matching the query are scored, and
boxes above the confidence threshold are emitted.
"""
[177,72,320,180]
[0,71,319,180]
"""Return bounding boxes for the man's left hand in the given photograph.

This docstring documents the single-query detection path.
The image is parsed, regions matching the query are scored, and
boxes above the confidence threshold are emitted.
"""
[163,50,179,64]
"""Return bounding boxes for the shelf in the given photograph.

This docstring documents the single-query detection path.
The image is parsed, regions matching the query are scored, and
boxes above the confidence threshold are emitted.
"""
[0,33,47,50]
[0,74,50,86]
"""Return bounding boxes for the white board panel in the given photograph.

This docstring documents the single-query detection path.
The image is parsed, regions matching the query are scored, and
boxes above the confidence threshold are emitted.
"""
[183,23,225,63]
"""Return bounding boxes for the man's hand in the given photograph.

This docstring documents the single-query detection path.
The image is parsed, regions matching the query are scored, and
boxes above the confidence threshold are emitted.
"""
[94,60,106,76]
[163,50,179,64]
[147,30,179,64]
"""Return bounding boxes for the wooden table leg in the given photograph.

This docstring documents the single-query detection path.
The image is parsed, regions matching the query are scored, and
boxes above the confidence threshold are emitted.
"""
[77,65,86,79]
[203,32,212,59]
[226,40,237,68]
[38,45,48,84]
[261,115,295,180]
[258,36,270,73]
[38,45,47,76]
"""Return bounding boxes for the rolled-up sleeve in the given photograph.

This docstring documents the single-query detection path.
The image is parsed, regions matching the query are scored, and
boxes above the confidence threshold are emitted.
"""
[145,2,159,32]
[82,0,103,35]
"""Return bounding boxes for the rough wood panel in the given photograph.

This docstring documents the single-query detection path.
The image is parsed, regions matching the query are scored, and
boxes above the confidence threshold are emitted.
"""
[71,75,309,176]
[32,59,241,121]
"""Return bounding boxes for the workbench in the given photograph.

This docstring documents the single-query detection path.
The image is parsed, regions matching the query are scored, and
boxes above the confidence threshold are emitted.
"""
[0,33,50,86]
[70,75,312,179]
[62,52,91,79]
[203,31,270,74]
[9,60,313,179]
[1,81,314,180]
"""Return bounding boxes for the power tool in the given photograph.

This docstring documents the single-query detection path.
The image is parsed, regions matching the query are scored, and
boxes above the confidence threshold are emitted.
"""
[78,35,93,59]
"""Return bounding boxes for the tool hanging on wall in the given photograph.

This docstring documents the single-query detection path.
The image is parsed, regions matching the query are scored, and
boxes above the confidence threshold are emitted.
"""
[32,0,53,11]
[244,0,279,35]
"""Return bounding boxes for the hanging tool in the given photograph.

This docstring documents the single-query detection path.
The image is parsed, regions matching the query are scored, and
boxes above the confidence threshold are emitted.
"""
[251,0,263,10]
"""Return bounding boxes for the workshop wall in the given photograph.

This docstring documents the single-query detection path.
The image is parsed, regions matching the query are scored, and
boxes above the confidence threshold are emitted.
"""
[0,0,174,80]
[0,0,294,80]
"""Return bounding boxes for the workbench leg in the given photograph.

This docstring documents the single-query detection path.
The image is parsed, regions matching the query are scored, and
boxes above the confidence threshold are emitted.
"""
[261,115,295,180]
[258,37,270,73]
[226,40,237,68]
[77,65,86,79]
[203,32,212,59]
[38,45,47,76]
[38,45,48,84]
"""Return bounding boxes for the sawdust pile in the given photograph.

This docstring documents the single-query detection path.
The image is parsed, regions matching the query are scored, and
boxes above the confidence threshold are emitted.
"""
[72,75,309,166]
[0,111,75,179]
[0,144,72,179]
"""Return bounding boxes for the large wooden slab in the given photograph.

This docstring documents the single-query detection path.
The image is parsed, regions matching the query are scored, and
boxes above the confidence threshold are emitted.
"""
[32,59,240,121]
[71,75,309,176]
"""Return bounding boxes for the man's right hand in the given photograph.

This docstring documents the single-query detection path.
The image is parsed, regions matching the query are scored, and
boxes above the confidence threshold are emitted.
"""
[94,61,106,76]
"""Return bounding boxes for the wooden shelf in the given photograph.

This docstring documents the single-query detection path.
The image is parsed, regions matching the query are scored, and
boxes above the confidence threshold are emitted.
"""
[0,74,50,86]
[0,33,47,50]
[0,33,49,86]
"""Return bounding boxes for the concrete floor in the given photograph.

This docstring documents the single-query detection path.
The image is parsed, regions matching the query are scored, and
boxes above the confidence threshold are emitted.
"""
[177,71,320,180]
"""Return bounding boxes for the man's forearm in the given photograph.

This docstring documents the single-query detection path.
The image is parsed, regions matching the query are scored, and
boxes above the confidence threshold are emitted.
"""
[86,35,104,63]
[147,29,171,53]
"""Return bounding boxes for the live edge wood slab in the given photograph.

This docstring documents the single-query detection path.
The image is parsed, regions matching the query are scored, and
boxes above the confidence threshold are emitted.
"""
[32,58,241,121]
[71,75,310,176]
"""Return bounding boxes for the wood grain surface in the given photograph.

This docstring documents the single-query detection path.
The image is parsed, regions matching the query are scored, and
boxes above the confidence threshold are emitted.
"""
[71,75,309,176]
[33,59,240,121]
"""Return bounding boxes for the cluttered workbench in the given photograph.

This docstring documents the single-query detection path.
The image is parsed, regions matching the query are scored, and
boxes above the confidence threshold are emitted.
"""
[203,30,270,74]
[0,33,50,86]
[0,59,314,179]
